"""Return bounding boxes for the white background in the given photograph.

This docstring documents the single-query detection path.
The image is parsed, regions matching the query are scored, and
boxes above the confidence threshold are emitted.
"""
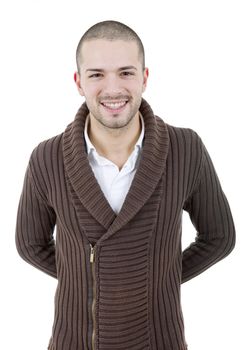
[0,0,250,349]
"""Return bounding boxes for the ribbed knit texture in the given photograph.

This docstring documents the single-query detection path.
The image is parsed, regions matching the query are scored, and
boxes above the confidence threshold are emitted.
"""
[15,98,235,350]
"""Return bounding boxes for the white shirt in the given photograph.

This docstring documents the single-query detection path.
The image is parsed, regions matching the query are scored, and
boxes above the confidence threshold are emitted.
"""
[84,113,145,214]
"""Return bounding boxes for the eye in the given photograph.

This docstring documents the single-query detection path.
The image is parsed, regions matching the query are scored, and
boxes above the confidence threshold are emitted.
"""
[89,73,102,78]
[121,71,134,77]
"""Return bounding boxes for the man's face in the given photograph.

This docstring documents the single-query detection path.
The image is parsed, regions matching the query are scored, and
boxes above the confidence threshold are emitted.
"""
[75,39,149,130]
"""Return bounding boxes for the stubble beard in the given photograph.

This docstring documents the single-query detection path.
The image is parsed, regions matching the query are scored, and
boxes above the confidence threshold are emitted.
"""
[90,96,142,130]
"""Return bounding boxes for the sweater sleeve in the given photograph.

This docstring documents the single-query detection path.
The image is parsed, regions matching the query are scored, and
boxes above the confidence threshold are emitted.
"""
[15,158,57,278]
[182,136,236,283]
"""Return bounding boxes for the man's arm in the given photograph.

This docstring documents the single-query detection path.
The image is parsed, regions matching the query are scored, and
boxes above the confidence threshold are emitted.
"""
[15,159,57,278]
[182,137,236,283]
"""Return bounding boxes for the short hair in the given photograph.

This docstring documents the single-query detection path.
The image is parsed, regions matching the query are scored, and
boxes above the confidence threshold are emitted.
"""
[76,20,145,74]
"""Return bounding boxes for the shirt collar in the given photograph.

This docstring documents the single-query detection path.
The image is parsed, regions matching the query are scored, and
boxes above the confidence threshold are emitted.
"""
[84,112,145,155]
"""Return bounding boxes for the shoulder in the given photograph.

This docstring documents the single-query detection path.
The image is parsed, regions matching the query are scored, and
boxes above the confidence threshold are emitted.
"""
[166,123,202,144]
[164,123,206,198]
[165,122,204,173]
[29,133,63,166]
[25,133,64,201]
[28,133,64,186]
[164,122,203,154]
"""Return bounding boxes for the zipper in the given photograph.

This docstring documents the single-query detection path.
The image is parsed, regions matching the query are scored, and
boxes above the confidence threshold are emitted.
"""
[90,244,96,350]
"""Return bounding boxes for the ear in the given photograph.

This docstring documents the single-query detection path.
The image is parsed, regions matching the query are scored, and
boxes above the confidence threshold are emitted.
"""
[74,71,85,96]
[142,68,149,93]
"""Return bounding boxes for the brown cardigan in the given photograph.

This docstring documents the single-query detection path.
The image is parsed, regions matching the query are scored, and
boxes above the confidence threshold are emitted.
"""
[15,98,235,350]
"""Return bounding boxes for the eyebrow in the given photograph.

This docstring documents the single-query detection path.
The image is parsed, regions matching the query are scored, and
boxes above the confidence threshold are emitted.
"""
[85,66,137,73]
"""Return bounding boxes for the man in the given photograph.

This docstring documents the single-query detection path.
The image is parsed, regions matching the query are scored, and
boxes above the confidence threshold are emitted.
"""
[15,20,236,350]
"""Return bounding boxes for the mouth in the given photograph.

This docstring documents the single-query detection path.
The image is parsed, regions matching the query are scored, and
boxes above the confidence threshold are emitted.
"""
[100,100,129,114]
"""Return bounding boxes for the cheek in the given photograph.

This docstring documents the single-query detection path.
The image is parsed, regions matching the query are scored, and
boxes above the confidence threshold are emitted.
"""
[124,79,144,93]
[82,82,101,99]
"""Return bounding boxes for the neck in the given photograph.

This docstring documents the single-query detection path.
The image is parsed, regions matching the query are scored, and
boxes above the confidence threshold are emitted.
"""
[88,112,141,159]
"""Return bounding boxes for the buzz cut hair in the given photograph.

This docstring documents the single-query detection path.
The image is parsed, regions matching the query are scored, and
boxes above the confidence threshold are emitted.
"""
[76,20,145,74]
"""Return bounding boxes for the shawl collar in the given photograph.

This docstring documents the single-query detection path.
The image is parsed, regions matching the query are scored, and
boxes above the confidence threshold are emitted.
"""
[62,98,169,243]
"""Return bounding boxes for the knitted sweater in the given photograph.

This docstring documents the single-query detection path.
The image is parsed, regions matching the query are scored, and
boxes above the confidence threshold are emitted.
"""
[15,98,235,350]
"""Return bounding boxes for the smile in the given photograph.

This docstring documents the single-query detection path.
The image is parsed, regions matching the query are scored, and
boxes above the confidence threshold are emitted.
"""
[100,100,129,114]
[101,101,128,110]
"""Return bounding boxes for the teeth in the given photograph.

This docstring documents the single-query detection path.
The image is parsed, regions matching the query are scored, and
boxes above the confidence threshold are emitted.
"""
[102,101,127,109]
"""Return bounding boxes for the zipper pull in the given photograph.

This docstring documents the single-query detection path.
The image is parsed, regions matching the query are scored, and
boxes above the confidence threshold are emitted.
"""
[90,244,95,263]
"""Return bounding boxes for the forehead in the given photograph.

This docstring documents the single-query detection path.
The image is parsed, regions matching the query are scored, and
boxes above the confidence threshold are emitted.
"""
[80,39,140,69]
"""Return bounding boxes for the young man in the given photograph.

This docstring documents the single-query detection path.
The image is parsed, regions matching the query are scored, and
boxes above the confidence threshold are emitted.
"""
[15,20,236,350]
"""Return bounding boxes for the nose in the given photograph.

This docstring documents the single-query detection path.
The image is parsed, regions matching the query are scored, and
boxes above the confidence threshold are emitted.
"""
[102,74,123,96]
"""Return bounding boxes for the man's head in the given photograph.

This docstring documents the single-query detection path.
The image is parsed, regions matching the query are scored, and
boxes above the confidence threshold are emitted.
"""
[74,20,149,130]
[76,20,145,74]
